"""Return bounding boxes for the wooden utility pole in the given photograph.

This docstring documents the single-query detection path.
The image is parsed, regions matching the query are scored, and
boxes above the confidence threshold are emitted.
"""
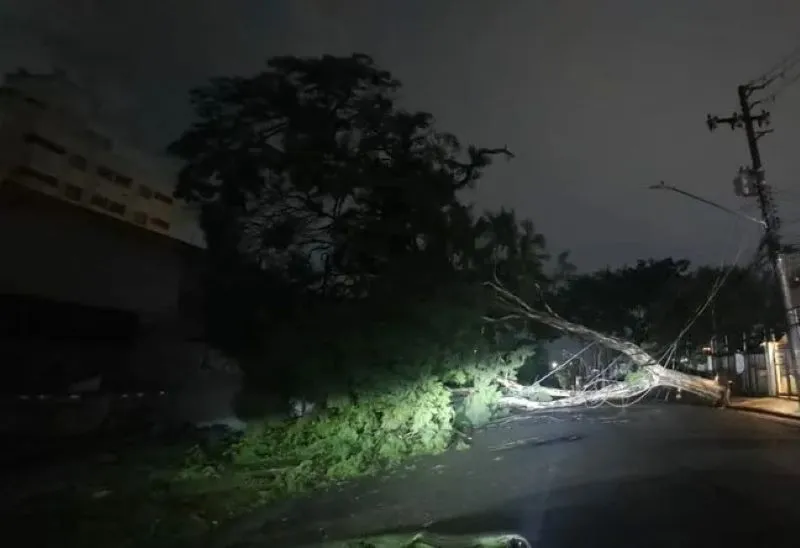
[707,83,800,403]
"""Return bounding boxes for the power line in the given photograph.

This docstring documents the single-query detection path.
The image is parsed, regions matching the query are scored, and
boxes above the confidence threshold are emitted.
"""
[755,70,800,106]
[747,42,800,90]
[707,80,800,405]
[746,41,800,106]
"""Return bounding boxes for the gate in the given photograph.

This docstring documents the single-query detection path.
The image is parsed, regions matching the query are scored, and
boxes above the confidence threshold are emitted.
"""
[770,346,797,398]
[714,352,770,396]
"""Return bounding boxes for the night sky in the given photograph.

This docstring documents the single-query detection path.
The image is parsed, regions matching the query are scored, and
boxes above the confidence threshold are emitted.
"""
[3,0,800,271]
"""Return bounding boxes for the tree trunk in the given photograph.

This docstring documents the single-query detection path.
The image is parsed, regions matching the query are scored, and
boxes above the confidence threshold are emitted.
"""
[485,281,725,408]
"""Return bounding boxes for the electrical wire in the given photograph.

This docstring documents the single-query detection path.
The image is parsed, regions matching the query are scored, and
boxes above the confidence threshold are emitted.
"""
[757,71,800,106]
[747,43,800,107]
[748,42,800,91]
[536,51,800,409]
[571,223,750,410]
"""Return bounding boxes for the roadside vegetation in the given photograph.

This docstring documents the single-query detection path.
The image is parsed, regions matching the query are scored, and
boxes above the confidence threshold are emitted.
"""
[7,52,783,548]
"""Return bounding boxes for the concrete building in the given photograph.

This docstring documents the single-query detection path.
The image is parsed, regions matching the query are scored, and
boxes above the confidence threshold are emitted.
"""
[0,69,210,396]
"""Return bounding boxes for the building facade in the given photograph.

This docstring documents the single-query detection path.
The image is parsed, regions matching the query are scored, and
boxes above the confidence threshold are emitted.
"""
[0,69,204,250]
[0,69,208,394]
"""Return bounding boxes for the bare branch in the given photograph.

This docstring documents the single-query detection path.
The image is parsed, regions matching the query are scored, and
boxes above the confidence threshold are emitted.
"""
[485,278,726,407]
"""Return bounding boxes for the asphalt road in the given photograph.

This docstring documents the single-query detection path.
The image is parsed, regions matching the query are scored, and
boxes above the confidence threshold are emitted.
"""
[217,404,800,548]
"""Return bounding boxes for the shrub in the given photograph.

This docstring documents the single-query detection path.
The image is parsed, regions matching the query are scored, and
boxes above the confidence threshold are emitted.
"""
[230,375,454,487]
[175,291,538,513]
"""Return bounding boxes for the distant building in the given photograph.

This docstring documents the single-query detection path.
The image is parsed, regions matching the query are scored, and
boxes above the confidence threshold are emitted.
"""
[0,69,208,393]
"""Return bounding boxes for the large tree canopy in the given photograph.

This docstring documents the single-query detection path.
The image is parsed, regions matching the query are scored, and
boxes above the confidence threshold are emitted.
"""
[168,53,557,392]
[168,53,540,300]
[168,51,766,410]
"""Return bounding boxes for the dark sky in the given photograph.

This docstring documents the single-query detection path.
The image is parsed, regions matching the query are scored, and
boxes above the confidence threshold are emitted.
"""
[3,0,800,271]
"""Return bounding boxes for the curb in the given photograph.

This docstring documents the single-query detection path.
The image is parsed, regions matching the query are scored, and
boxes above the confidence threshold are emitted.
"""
[728,405,800,422]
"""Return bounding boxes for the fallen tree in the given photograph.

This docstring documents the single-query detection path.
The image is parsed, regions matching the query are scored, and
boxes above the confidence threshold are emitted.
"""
[484,280,726,410]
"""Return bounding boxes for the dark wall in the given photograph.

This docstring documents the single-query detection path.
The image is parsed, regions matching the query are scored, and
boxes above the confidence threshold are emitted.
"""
[0,181,201,318]
[0,183,205,392]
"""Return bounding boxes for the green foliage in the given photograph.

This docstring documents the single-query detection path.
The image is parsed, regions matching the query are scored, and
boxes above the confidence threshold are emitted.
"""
[168,52,550,359]
[231,380,453,485]
[624,368,649,386]
[458,380,501,429]
[13,52,561,548]
[177,445,224,481]
[163,51,558,539]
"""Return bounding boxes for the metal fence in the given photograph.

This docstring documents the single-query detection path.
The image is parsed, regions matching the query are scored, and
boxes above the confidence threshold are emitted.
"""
[712,346,796,398]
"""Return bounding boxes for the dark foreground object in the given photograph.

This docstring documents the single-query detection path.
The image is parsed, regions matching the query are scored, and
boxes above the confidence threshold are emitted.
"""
[225,404,800,548]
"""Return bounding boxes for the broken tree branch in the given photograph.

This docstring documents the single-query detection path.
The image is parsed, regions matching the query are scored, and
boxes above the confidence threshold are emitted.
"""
[484,279,725,407]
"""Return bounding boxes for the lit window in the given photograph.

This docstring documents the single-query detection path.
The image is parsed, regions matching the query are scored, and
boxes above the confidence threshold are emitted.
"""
[24,133,65,155]
[154,192,173,205]
[68,155,87,170]
[15,166,58,187]
[150,217,170,230]
[64,183,83,201]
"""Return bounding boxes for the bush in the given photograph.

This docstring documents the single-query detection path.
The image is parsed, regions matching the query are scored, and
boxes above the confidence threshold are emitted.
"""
[174,290,538,516]
[232,376,453,485]
[173,375,455,509]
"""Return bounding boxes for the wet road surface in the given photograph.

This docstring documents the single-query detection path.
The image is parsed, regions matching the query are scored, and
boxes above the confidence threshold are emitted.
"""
[217,404,800,548]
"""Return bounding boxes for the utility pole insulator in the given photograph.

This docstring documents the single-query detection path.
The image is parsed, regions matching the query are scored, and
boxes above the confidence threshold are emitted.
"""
[706,113,741,132]
[754,110,771,127]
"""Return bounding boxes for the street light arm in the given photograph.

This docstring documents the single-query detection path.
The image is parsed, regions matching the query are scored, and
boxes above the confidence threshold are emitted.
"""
[649,181,767,228]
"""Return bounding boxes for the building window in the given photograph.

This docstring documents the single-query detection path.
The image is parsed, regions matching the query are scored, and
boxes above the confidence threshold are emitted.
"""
[96,165,132,188]
[64,183,83,201]
[15,166,58,187]
[68,155,87,171]
[90,194,108,208]
[153,191,173,205]
[24,133,65,154]
[133,211,148,225]
[107,200,126,215]
[89,193,127,216]
[139,185,153,199]
[97,165,115,181]
[150,217,170,230]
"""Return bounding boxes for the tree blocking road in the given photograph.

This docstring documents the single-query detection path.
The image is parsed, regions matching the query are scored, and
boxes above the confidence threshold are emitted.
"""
[485,280,726,411]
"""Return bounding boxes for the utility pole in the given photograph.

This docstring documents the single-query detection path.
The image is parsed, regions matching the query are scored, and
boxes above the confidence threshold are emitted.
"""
[707,84,800,402]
